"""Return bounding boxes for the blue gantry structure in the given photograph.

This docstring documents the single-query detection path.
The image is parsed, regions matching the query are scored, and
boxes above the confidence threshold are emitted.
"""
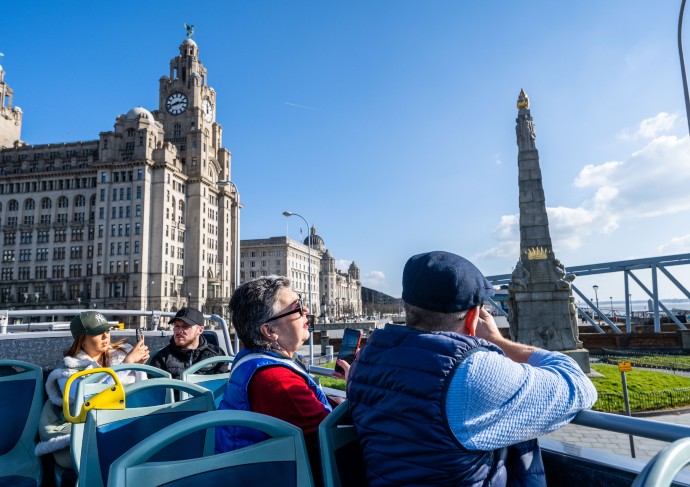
[487,253,690,334]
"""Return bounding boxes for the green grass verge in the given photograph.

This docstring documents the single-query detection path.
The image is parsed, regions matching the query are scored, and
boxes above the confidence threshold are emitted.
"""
[312,361,346,391]
[590,363,690,413]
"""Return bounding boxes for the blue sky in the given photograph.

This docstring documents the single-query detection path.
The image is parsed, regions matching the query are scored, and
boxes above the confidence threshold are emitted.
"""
[3,1,690,300]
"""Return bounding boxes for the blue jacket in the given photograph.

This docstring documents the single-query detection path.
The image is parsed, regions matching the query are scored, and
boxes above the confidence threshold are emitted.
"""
[347,325,545,487]
[215,348,332,453]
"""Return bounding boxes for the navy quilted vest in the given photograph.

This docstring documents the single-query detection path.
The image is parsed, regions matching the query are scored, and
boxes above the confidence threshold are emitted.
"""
[347,324,545,487]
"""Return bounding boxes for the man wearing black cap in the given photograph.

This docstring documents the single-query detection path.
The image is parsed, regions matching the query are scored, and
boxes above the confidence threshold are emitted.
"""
[347,251,597,487]
[149,307,228,379]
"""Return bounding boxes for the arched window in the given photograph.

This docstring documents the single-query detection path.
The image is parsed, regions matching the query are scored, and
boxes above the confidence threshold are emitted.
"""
[41,198,52,210]
[126,128,135,137]
[8,200,19,212]
[74,195,86,207]
[90,195,96,206]
[24,198,35,210]
[57,196,69,208]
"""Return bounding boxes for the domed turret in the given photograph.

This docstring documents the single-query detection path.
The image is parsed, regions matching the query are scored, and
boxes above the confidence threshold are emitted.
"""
[125,106,156,123]
[304,226,326,253]
[348,261,361,280]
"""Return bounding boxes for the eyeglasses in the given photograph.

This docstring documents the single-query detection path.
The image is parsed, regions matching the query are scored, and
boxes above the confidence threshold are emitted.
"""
[265,295,304,323]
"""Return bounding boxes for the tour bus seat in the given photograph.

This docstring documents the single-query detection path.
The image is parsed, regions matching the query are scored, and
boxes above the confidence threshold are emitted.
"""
[0,360,43,487]
[108,409,315,487]
[68,363,173,476]
[180,355,234,407]
[318,400,366,487]
[76,379,214,487]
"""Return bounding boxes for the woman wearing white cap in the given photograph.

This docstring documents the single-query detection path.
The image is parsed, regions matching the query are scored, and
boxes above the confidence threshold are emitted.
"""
[36,311,150,469]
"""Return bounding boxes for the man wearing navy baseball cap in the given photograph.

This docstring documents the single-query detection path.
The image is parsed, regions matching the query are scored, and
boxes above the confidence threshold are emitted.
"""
[347,251,597,487]
[149,307,229,380]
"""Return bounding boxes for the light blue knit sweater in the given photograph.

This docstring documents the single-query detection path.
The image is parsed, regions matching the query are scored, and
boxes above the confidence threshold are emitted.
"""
[446,349,598,450]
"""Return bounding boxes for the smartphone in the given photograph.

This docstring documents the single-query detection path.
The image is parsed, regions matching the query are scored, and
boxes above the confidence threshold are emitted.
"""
[136,328,144,343]
[335,328,362,375]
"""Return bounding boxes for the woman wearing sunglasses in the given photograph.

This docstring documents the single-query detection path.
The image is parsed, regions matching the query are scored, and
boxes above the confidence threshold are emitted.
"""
[216,276,349,485]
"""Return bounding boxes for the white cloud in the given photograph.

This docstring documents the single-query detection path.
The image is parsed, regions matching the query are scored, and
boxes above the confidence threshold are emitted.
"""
[618,112,678,140]
[574,161,623,188]
[479,118,690,261]
[363,270,386,288]
[635,112,678,139]
[658,234,690,254]
[335,259,351,273]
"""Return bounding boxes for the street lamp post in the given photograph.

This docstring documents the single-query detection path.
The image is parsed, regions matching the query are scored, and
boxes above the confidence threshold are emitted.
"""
[217,180,242,353]
[145,280,154,310]
[216,180,241,293]
[283,210,313,364]
[593,285,600,322]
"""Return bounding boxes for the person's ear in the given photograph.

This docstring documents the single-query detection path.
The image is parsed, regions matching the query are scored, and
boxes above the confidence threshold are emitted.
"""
[259,323,276,340]
[197,325,205,336]
[463,307,479,336]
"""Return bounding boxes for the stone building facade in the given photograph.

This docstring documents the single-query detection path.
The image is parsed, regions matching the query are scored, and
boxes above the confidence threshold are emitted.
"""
[240,227,362,318]
[0,37,240,325]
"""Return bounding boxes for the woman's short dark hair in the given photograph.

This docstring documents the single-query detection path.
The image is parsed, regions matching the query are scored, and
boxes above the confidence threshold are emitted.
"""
[229,275,291,349]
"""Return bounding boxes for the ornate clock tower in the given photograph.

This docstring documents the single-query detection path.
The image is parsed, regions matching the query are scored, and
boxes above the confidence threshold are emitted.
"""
[149,32,236,313]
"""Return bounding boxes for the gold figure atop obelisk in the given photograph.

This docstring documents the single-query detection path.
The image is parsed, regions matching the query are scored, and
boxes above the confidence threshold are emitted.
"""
[517,88,530,109]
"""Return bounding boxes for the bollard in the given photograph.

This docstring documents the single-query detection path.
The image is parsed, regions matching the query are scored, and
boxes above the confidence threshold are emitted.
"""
[320,330,330,354]
[0,310,7,334]
[325,345,334,362]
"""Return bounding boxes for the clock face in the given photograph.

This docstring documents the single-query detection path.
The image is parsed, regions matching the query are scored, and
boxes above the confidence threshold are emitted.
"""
[201,99,213,122]
[165,92,188,115]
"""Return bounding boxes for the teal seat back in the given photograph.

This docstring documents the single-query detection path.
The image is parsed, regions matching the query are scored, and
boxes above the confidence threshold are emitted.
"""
[318,400,366,487]
[0,360,44,487]
[76,379,214,487]
[180,355,234,407]
[69,364,173,474]
[108,410,315,487]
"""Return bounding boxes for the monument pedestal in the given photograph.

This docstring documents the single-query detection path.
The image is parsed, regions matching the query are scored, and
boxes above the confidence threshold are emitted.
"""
[560,349,590,374]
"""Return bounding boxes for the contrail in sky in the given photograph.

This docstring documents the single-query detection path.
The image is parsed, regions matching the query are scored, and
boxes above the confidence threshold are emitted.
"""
[284,101,319,112]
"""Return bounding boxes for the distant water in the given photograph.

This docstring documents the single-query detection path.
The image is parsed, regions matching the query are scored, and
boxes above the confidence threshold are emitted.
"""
[601,299,690,313]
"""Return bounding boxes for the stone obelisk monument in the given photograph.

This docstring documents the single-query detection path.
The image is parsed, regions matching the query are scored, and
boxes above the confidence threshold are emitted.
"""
[508,89,590,372]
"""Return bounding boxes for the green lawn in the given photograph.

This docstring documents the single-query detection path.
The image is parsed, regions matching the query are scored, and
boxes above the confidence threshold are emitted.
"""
[312,361,346,391]
[590,363,690,393]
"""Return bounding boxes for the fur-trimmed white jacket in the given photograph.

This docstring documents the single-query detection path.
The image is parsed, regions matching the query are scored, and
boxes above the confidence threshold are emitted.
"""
[36,345,145,456]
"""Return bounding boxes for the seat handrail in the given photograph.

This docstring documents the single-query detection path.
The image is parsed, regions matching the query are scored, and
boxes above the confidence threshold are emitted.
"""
[631,437,690,487]
[181,355,234,377]
[572,410,690,443]
[124,378,214,403]
[310,365,336,377]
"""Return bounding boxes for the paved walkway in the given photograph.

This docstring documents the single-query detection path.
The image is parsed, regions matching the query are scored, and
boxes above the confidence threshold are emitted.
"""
[545,411,690,461]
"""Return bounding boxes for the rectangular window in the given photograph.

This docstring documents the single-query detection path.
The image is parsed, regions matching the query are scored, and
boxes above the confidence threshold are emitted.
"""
[19,249,31,261]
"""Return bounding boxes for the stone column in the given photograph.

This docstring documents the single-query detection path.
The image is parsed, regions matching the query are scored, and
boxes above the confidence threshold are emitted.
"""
[508,90,590,373]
